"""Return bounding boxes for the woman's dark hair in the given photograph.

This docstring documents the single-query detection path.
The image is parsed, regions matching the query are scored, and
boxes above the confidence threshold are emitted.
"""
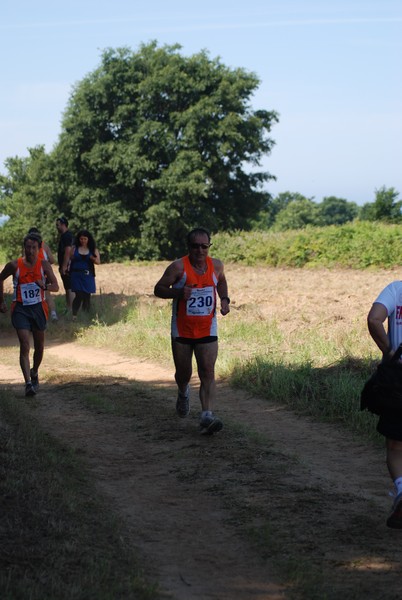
[75,230,96,254]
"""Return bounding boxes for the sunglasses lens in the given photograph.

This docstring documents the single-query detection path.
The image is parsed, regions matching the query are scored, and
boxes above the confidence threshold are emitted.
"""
[191,243,210,249]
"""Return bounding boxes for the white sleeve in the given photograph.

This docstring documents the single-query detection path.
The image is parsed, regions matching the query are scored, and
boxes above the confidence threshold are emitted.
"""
[374,282,398,316]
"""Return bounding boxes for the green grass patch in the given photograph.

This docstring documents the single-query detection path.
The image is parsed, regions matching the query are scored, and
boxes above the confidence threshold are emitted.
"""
[74,298,172,364]
[0,389,158,600]
[229,354,381,441]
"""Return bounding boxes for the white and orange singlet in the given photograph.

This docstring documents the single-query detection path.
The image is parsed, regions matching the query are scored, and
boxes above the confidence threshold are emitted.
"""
[38,245,49,261]
[12,257,49,319]
[171,255,218,339]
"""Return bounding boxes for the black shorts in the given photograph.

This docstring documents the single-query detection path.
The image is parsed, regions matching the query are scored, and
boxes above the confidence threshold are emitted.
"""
[377,413,402,441]
[11,302,47,331]
[173,336,218,346]
[59,269,71,291]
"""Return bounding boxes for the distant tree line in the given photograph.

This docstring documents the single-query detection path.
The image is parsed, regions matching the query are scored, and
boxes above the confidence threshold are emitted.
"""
[253,187,401,231]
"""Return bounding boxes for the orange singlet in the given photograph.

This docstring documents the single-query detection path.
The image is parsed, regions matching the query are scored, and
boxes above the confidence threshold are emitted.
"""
[171,255,218,339]
[38,244,48,261]
[12,257,49,319]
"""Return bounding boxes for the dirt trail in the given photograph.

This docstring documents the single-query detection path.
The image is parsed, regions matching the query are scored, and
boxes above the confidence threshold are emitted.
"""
[2,336,402,599]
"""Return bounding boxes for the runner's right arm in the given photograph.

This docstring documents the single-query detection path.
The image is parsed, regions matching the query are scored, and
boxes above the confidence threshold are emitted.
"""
[43,243,55,264]
[61,244,73,275]
[0,261,18,312]
[154,260,192,300]
[367,301,393,360]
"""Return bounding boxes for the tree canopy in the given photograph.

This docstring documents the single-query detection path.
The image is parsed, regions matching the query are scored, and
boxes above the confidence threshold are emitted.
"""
[359,186,402,223]
[0,42,278,259]
[0,146,64,254]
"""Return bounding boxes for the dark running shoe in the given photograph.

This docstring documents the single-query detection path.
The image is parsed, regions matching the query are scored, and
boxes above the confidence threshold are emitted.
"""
[387,492,402,528]
[199,415,223,435]
[176,385,190,418]
[30,369,39,393]
[25,382,36,397]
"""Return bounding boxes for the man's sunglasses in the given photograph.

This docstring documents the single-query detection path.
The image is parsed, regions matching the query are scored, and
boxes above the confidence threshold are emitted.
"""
[190,243,211,250]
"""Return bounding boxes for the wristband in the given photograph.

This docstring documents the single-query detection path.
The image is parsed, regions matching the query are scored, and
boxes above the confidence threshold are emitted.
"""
[221,296,230,304]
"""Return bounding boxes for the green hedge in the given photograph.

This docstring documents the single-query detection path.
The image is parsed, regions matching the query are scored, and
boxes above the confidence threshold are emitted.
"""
[212,221,402,268]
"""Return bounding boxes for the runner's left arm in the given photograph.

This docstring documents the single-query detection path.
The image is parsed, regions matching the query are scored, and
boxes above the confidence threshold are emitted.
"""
[214,259,230,316]
[40,260,60,293]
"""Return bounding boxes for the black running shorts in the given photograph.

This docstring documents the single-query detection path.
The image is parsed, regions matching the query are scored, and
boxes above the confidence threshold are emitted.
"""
[173,336,218,346]
[11,302,47,331]
[377,412,402,441]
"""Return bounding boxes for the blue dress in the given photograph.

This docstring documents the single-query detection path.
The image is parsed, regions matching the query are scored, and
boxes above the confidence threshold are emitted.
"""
[70,248,96,294]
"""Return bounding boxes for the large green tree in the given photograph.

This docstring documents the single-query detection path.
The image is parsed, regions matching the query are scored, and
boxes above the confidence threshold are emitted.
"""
[55,42,278,258]
[272,196,321,231]
[254,191,308,229]
[0,146,65,258]
[359,186,401,223]
[317,196,358,226]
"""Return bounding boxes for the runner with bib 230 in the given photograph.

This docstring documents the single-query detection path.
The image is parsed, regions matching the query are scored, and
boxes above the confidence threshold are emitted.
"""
[154,227,230,435]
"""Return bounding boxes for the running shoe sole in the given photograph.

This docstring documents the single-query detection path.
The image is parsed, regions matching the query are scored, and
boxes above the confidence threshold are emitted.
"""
[25,383,36,397]
[199,418,223,435]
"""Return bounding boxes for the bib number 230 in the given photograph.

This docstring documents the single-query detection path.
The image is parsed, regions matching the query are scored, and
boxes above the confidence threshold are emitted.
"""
[186,287,214,316]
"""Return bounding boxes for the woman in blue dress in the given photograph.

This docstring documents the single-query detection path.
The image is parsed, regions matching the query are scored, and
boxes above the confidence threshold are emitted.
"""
[69,230,101,319]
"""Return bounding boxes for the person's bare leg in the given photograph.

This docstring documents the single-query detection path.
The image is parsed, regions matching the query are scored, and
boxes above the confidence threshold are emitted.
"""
[66,289,75,310]
[171,339,193,394]
[46,292,56,313]
[32,329,45,374]
[16,329,32,383]
[194,341,218,412]
[171,339,193,417]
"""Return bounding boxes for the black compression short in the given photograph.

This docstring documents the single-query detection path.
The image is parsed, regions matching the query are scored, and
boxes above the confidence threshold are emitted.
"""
[173,336,218,346]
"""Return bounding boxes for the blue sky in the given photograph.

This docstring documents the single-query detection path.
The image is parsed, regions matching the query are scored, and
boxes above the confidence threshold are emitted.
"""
[1,0,401,205]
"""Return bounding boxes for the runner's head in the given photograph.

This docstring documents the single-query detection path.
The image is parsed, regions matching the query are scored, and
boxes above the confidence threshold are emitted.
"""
[187,228,211,260]
[28,226,41,235]
[75,229,96,254]
[23,232,42,248]
[56,216,69,233]
[23,232,42,261]
[187,228,211,247]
